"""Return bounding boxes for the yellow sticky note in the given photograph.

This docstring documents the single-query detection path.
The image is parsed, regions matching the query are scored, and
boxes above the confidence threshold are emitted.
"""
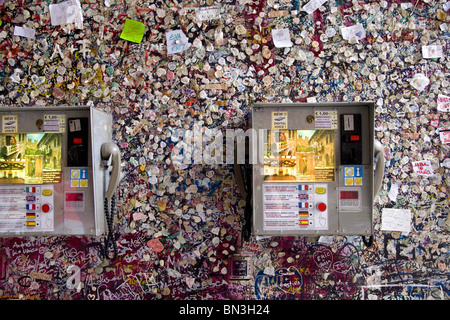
[120,19,145,43]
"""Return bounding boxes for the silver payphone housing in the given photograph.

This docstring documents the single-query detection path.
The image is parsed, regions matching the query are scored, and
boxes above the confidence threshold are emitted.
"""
[252,102,380,237]
[0,106,113,237]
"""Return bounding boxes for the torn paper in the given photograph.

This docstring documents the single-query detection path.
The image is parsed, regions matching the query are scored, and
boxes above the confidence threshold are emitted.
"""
[422,45,443,59]
[49,0,83,29]
[13,26,36,39]
[341,24,366,41]
[388,181,401,202]
[302,0,327,14]
[271,28,293,48]
[166,30,191,54]
[195,6,221,21]
[410,73,430,91]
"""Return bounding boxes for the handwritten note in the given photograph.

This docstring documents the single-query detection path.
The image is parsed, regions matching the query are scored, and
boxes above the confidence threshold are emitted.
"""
[422,45,443,59]
[303,0,327,14]
[166,30,191,55]
[13,26,36,39]
[438,126,450,144]
[271,28,293,48]
[195,6,221,21]
[412,160,434,176]
[381,208,411,233]
[437,94,450,112]
[120,19,145,43]
[341,24,366,41]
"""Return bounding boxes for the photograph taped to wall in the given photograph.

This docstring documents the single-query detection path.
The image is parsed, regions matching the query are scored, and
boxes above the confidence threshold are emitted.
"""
[263,129,335,182]
[0,133,62,184]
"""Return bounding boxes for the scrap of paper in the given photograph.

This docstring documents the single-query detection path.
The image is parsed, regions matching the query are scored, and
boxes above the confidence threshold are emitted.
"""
[120,19,145,43]
[341,24,366,41]
[444,1,450,11]
[422,45,443,59]
[49,0,83,29]
[13,26,36,39]
[410,73,430,91]
[166,29,191,54]
[302,0,327,14]
[412,159,434,176]
[388,181,401,202]
[438,126,450,144]
[381,208,412,233]
[437,94,450,112]
[195,6,221,21]
[271,28,293,48]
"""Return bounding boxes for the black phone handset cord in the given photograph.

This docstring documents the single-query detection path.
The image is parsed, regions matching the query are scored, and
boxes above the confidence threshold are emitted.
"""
[104,195,118,260]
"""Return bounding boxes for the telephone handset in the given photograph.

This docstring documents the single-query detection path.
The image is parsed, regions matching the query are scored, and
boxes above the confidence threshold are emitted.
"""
[101,142,121,259]
[101,142,121,201]
[362,140,385,247]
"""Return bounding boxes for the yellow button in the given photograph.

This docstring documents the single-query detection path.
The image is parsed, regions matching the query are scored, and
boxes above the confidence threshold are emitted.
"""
[316,187,326,194]
[42,189,52,196]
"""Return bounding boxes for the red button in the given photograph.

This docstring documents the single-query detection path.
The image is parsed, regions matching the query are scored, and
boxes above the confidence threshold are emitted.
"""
[350,135,360,141]
[42,204,51,213]
[317,203,327,212]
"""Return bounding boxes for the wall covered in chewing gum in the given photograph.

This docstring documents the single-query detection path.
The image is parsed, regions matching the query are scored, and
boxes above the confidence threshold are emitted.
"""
[0,0,449,301]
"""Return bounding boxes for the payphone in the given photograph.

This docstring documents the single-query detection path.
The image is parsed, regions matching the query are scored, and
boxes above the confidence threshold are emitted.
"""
[0,106,121,242]
[237,102,384,242]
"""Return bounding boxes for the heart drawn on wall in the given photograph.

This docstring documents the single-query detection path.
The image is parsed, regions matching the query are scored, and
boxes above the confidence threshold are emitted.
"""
[313,248,334,271]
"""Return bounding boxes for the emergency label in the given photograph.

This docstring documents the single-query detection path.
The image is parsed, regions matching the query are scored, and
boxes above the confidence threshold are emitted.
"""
[0,185,54,233]
[262,183,328,231]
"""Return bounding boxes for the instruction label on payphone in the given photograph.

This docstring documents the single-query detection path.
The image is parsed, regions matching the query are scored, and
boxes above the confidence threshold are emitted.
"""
[263,183,328,231]
[0,185,54,232]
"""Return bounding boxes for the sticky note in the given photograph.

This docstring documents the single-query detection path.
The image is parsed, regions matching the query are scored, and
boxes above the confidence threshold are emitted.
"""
[120,19,145,43]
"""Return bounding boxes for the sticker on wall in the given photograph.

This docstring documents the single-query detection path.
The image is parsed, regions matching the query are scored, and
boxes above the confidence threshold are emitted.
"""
[70,169,88,188]
[343,166,363,186]
[314,110,337,129]
[2,115,18,133]
[271,111,288,129]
